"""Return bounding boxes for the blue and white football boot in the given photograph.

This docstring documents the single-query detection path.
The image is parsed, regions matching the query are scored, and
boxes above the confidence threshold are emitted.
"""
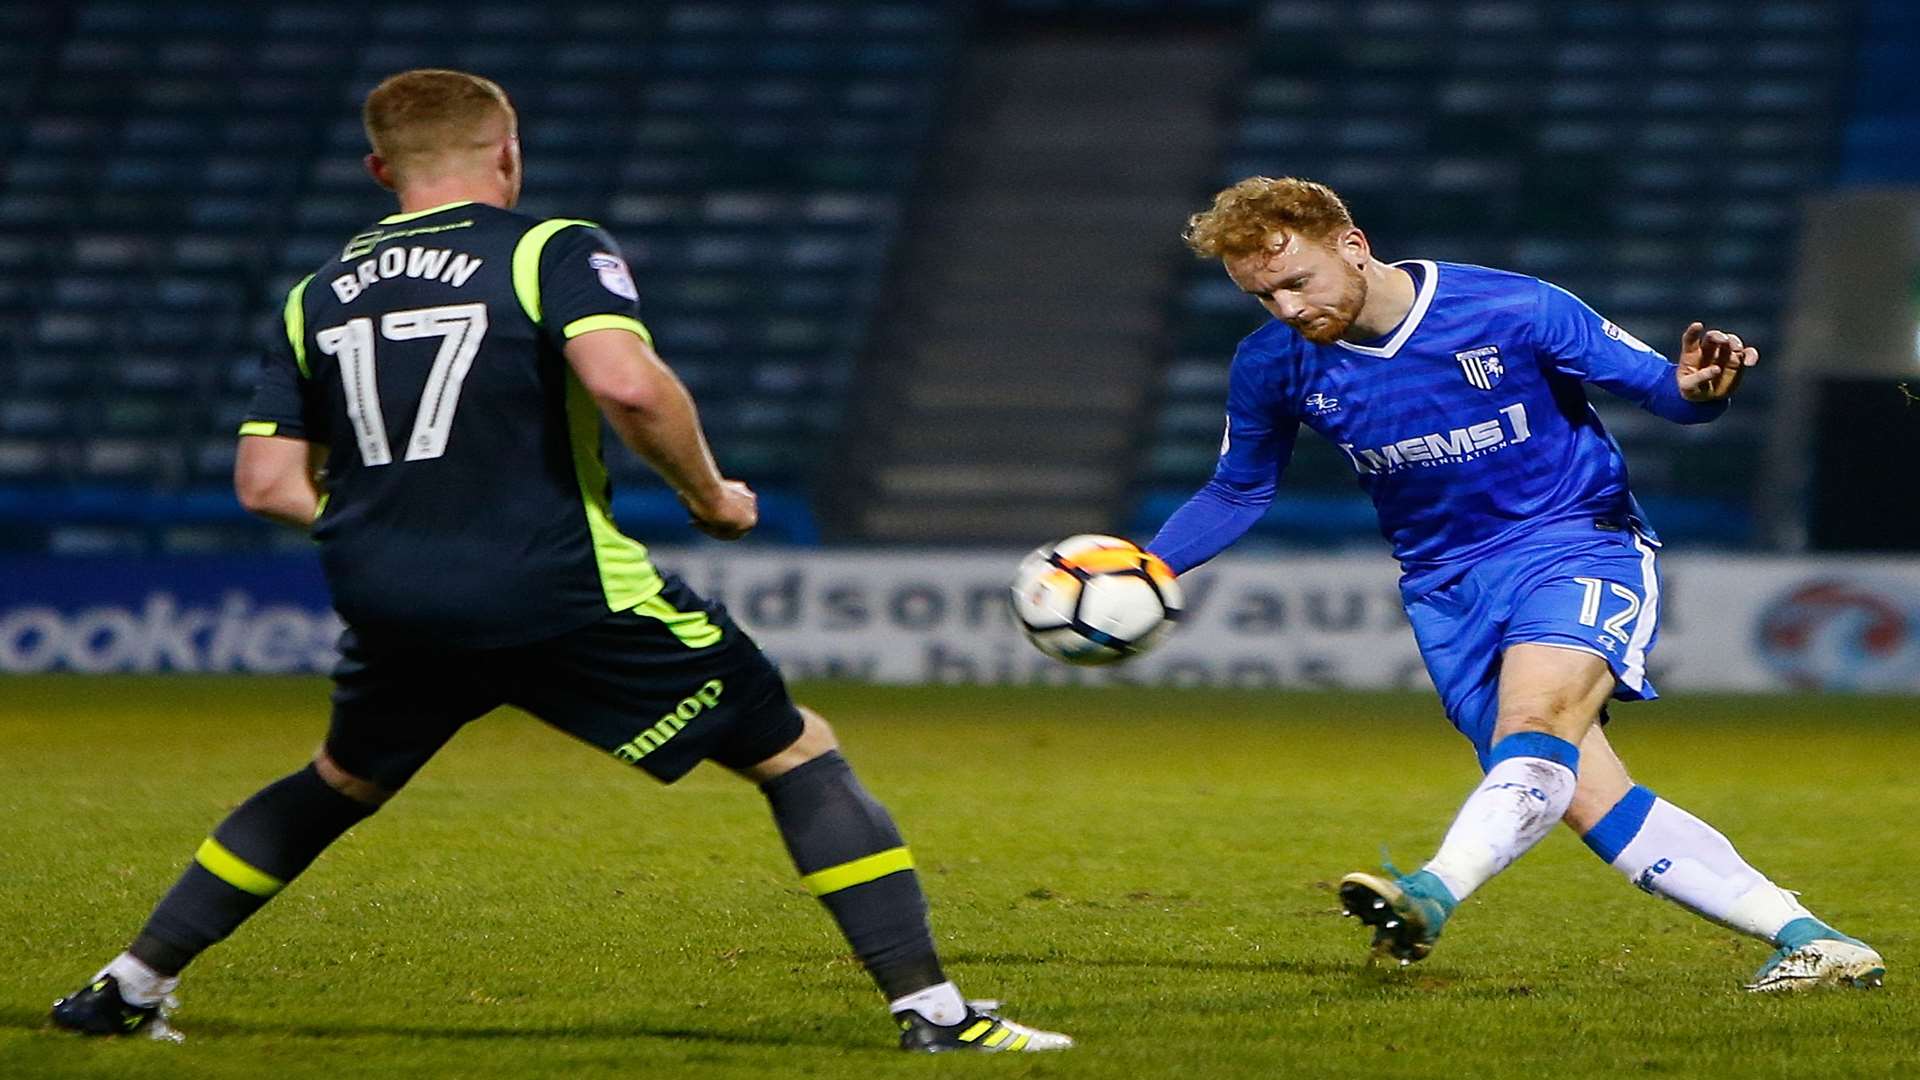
[1339,868,1458,965]
[1745,918,1885,993]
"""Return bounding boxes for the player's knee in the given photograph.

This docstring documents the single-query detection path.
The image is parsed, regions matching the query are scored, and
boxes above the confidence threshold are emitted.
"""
[1491,709,1585,743]
[312,748,397,807]
[784,705,840,761]
[733,705,839,783]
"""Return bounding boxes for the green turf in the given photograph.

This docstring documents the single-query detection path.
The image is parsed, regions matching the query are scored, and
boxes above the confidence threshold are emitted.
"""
[1,677,1913,1078]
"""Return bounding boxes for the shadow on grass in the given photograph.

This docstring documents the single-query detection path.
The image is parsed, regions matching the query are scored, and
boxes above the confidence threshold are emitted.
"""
[0,1004,863,1050]
[945,950,1355,979]
[945,951,1548,999]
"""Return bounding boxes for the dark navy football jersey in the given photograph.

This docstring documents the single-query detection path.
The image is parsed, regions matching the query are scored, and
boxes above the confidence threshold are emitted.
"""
[244,200,664,648]
[1153,261,1726,588]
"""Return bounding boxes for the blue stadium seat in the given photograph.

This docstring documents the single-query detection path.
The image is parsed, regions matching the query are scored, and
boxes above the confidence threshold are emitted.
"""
[0,0,951,552]
[1136,0,1855,550]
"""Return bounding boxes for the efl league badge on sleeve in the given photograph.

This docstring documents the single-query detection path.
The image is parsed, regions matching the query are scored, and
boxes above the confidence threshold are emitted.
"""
[1601,319,1655,353]
[1456,345,1503,390]
[589,252,639,301]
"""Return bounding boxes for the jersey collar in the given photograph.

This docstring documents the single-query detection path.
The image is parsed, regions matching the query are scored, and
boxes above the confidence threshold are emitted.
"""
[378,200,476,225]
[1333,259,1438,359]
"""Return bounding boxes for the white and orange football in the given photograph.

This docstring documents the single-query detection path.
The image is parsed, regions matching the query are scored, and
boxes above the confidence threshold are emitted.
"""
[1010,534,1184,666]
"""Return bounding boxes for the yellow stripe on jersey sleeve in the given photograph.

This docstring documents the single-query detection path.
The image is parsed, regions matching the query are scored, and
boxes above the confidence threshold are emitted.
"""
[511,218,598,326]
[562,313,654,345]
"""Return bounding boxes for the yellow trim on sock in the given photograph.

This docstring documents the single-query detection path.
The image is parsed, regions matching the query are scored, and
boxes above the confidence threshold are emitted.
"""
[800,846,914,897]
[956,1019,992,1043]
[193,837,284,897]
[237,421,279,437]
[562,313,654,345]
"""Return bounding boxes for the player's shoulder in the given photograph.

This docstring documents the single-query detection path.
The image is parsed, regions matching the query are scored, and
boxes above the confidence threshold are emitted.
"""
[510,208,611,245]
[1228,315,1305,374]
[1230,318,1307,391]
[1234,318,1301,364]
[1436,255,1536,294]
[1429,261,1550,327]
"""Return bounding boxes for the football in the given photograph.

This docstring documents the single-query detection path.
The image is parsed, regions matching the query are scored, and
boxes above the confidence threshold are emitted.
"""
[1011,534,1184,665]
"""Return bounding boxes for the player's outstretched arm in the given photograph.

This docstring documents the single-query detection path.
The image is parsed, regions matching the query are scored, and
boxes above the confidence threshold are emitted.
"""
[1533,283,1731,425]
[564,327,757,540]
[234,434,323,529]
[1674,321,1757,403]
[1146,474,1276,576]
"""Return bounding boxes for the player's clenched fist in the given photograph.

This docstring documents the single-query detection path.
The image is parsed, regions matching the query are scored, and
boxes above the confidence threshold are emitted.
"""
[1676,321,1758,402]
[684,479,758,540]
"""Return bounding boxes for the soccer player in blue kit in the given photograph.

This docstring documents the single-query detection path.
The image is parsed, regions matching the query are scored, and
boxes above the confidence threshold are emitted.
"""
[1149,177,1883,992]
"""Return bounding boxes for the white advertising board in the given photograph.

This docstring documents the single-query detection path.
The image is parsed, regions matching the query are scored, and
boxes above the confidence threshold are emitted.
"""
[654,549,1920,694]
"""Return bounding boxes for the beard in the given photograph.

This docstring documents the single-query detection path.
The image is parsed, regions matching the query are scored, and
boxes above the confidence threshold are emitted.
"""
[1292,264,1368,344]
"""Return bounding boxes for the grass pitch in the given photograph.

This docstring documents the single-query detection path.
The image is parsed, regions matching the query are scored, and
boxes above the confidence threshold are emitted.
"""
[1,677,1914,1079]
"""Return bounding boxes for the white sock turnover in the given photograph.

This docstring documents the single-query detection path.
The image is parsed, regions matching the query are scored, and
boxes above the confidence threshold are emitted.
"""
[889,980,967,1026]
[101,952,179,1008]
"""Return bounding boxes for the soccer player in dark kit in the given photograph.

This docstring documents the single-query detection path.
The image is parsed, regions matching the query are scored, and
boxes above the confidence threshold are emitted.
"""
[50,69,1068,1054]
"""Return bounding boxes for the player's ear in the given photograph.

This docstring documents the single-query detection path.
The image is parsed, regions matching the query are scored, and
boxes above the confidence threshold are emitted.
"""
[1340,227,1371,268]
[364,153,396,192]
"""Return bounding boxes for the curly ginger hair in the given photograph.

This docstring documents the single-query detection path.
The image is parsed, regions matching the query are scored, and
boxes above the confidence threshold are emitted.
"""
[1183,176,1353,259]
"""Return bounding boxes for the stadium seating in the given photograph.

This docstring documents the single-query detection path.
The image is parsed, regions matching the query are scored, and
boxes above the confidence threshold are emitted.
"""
[0,1,959,551]
[1132,0,1862,549]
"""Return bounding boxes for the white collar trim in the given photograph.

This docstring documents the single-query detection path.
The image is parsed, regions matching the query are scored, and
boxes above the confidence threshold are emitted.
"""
[1333,259,1437,358]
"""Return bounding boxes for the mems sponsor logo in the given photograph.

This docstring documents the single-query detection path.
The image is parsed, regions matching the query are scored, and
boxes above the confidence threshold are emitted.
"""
[1338,402,1532,476]
[0,593,342,673]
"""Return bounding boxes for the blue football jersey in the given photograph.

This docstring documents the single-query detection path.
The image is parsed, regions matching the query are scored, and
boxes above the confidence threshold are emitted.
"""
[1152,261,1724,587]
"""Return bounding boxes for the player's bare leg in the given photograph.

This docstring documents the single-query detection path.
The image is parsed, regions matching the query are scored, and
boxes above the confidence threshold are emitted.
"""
[738,707,1070,1052]
[1342,645,1609,962]
[1565,727,1883,991]
[51,749,391,1039]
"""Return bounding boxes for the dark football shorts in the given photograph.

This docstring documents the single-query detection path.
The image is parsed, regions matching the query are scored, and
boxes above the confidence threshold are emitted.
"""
[325,576,805,790]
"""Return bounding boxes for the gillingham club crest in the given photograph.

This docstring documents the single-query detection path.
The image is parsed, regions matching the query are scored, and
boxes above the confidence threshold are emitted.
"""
[1455,345,1504,390]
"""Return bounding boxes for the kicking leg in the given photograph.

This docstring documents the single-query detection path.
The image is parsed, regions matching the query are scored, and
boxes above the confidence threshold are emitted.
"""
[1566,727,1883,991]
[1342,644,1608,963]
[741,708,1069,1052]
[51,751,389,1036]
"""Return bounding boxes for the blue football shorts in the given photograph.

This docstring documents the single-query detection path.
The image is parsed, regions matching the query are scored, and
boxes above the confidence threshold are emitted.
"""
[1404,527,1663,768]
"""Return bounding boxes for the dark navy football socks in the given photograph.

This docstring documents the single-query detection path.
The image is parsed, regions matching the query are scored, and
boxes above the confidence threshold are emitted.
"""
[761,750,946,1000]
[132,764,377,975]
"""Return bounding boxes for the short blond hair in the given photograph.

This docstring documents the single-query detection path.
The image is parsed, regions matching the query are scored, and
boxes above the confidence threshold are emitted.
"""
[1183,176,1353,259]
[363,69,515,182]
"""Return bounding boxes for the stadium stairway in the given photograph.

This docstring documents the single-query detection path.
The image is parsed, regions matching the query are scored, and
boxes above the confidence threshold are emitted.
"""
[834,28,1238,544]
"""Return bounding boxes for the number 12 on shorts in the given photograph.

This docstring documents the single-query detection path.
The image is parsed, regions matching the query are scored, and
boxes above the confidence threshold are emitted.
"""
[316,302,490,466]
[1573,575,1641,646]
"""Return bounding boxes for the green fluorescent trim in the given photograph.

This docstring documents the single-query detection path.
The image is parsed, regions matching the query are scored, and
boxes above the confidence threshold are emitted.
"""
[194,837,284,897]
[801,847,915,897]
[632,593,723,649]
[562,313,654,345]
[511,218,598,325]
[237,420,279,437]
[564,371,664,613]
[283,273,315,379]
[377,199,476,225]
